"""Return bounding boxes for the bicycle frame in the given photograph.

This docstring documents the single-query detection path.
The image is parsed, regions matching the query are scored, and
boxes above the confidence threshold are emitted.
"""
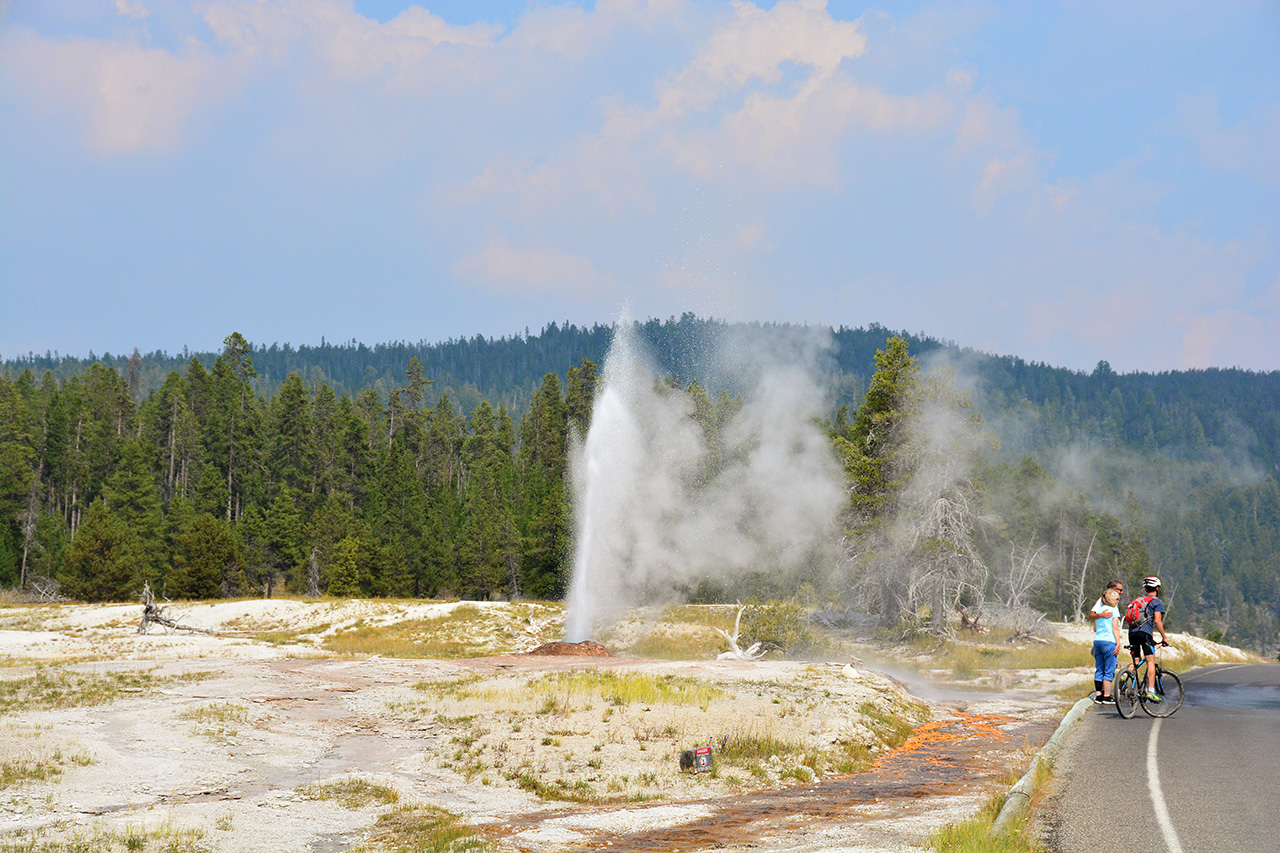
[1115,643,1183,718]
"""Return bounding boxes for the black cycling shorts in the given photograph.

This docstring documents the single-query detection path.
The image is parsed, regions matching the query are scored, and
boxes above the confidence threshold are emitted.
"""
[1129,631,1157,658]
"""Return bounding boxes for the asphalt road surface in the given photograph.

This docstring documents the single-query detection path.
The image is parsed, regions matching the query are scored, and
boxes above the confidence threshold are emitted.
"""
[1039,663,1280,853]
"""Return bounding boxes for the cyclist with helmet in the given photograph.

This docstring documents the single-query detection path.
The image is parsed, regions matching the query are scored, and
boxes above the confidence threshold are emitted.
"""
[1128,576,1169,702]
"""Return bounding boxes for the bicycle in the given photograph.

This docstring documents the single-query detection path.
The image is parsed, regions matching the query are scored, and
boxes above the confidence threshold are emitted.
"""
[1114,642,1183,718]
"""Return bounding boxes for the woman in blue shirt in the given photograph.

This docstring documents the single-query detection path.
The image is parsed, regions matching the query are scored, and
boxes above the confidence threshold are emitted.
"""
[1086,580,1124,703]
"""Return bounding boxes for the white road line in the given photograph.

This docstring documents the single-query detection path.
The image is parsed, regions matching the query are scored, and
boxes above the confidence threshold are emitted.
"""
[1181,663,1244,682]
[1147,718,1184,853]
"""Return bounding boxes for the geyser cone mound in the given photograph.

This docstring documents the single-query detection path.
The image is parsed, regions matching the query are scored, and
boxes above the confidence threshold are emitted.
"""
[527,640,612,657]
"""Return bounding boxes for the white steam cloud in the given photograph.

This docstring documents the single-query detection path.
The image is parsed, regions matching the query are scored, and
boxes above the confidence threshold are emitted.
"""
[564,320,846,641]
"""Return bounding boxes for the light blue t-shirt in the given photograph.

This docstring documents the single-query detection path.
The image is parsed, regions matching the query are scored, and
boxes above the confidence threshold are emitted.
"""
[1092,599,1120,644]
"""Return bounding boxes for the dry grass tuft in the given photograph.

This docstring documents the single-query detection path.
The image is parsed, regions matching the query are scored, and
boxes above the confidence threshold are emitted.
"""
[527,670,723,708]
[930,755,1052,853]
[0,667,210,717]
[0,819,209,852]
[360,804,493,852]
[299,777,401,810]
[322,603,560,659]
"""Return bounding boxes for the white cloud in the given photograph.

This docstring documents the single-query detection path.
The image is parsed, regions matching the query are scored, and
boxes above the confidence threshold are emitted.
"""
[114,0,149,20]
[461,0,948,202]
[1,1,503,156]
[668,74,950,186]
[452,241,613,298]
[199,1,500,83]
[1,28,233,155]
[955,94,1025,156]
[1180,92,1280,185]
[656,0,865,117]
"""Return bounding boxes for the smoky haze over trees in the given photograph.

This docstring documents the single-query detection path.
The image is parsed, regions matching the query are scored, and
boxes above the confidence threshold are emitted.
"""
[1,317,1277,655]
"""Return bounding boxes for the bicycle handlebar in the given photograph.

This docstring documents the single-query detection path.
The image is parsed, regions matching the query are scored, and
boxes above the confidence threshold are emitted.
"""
[1125,641,1169,653]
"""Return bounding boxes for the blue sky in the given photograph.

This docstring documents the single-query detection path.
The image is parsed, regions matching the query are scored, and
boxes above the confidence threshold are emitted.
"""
[2,1,1277,372]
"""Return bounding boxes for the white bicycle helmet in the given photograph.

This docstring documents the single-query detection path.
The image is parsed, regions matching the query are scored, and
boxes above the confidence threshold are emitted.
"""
[1143,575,1162,590]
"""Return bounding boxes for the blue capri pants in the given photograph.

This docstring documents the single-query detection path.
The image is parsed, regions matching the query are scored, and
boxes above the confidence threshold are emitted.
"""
[1092,640,1118,682]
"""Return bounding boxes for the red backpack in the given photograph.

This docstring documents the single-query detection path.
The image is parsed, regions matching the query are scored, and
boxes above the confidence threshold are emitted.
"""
[1124,594,1155,627]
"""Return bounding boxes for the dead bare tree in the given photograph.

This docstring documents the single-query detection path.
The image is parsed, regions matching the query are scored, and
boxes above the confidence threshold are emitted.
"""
[26,574,63,602]
[138,583,214,635]
[1000,542,1049,611]
[714,603,766,661]
[18,477,40,589]
[306,547,321,597]
[1069,531,1098,622]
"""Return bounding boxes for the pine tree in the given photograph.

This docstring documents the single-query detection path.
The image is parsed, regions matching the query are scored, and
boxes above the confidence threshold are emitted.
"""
[458,402,518,598]
[172,513,240,599]
[326,535,373,598]
[267,373,315,496]
[836,336,919,527]
[207,333,259,522]
[565,359,598,438]
[372,442,424,597]
[103,437,164,585]
[517,374,569,598]
[61,499,141,602]
[0,374,38,585]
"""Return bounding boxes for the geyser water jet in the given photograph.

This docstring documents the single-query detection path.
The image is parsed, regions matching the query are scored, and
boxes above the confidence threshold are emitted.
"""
[564,319,847,643]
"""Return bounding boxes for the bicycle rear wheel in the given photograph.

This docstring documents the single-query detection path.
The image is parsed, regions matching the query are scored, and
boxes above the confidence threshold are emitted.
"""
[1115,670,1138,718]
[1140,668,1184,718]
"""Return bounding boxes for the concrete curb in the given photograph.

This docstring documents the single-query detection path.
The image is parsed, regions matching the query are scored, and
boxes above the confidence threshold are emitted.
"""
[990,695,1095,836]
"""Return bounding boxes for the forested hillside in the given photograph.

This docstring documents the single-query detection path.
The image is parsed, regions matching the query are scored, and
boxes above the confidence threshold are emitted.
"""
[2,317,1277,653]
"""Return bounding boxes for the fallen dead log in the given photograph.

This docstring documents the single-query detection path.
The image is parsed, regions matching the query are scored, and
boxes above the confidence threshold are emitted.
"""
[138,583,215,636]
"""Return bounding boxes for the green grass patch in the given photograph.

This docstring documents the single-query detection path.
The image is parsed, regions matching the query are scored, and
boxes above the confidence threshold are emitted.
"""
[626,631,725,660]
[180,701,250,744]
[179,702,249,725]
[506,771,660,805]
[528,671,723,708]
[0,757,62,788]
[1049,677,1096,702]
[738,598,831,657]
[916,638,1089,678]
[659,605,736,628]
[0,820,209,852]
[298,777,400,809]
[716,724,800,765]
[251,630,312,646]
[322,604,546,659]
[410,675,482,699]
[0,667,210,717]
[931,752,1052,852]
[825,701,919,774]
[360,804,492,852]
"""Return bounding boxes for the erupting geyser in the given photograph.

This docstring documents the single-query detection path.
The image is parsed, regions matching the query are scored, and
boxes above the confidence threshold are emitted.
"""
[563,317,847,643]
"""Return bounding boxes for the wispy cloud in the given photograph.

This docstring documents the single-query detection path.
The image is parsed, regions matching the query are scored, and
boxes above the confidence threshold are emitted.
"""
[1180,91,1280,185]
[452,240,613,298]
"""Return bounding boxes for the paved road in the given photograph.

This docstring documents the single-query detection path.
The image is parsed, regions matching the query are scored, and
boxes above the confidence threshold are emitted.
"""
[1040,663,1280,853]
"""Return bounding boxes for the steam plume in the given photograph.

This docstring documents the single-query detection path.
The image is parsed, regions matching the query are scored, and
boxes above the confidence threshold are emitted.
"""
[564,319,845,641]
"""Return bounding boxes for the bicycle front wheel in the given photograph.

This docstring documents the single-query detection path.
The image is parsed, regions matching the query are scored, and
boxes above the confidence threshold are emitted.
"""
[1140,668,1184,718]
[1115,670,1138,718]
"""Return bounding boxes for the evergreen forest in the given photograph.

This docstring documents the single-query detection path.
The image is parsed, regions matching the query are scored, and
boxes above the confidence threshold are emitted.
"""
[2,316,1277,655]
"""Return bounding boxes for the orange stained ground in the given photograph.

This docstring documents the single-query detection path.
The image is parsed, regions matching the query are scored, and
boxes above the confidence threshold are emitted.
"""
[488,709,1045,852]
